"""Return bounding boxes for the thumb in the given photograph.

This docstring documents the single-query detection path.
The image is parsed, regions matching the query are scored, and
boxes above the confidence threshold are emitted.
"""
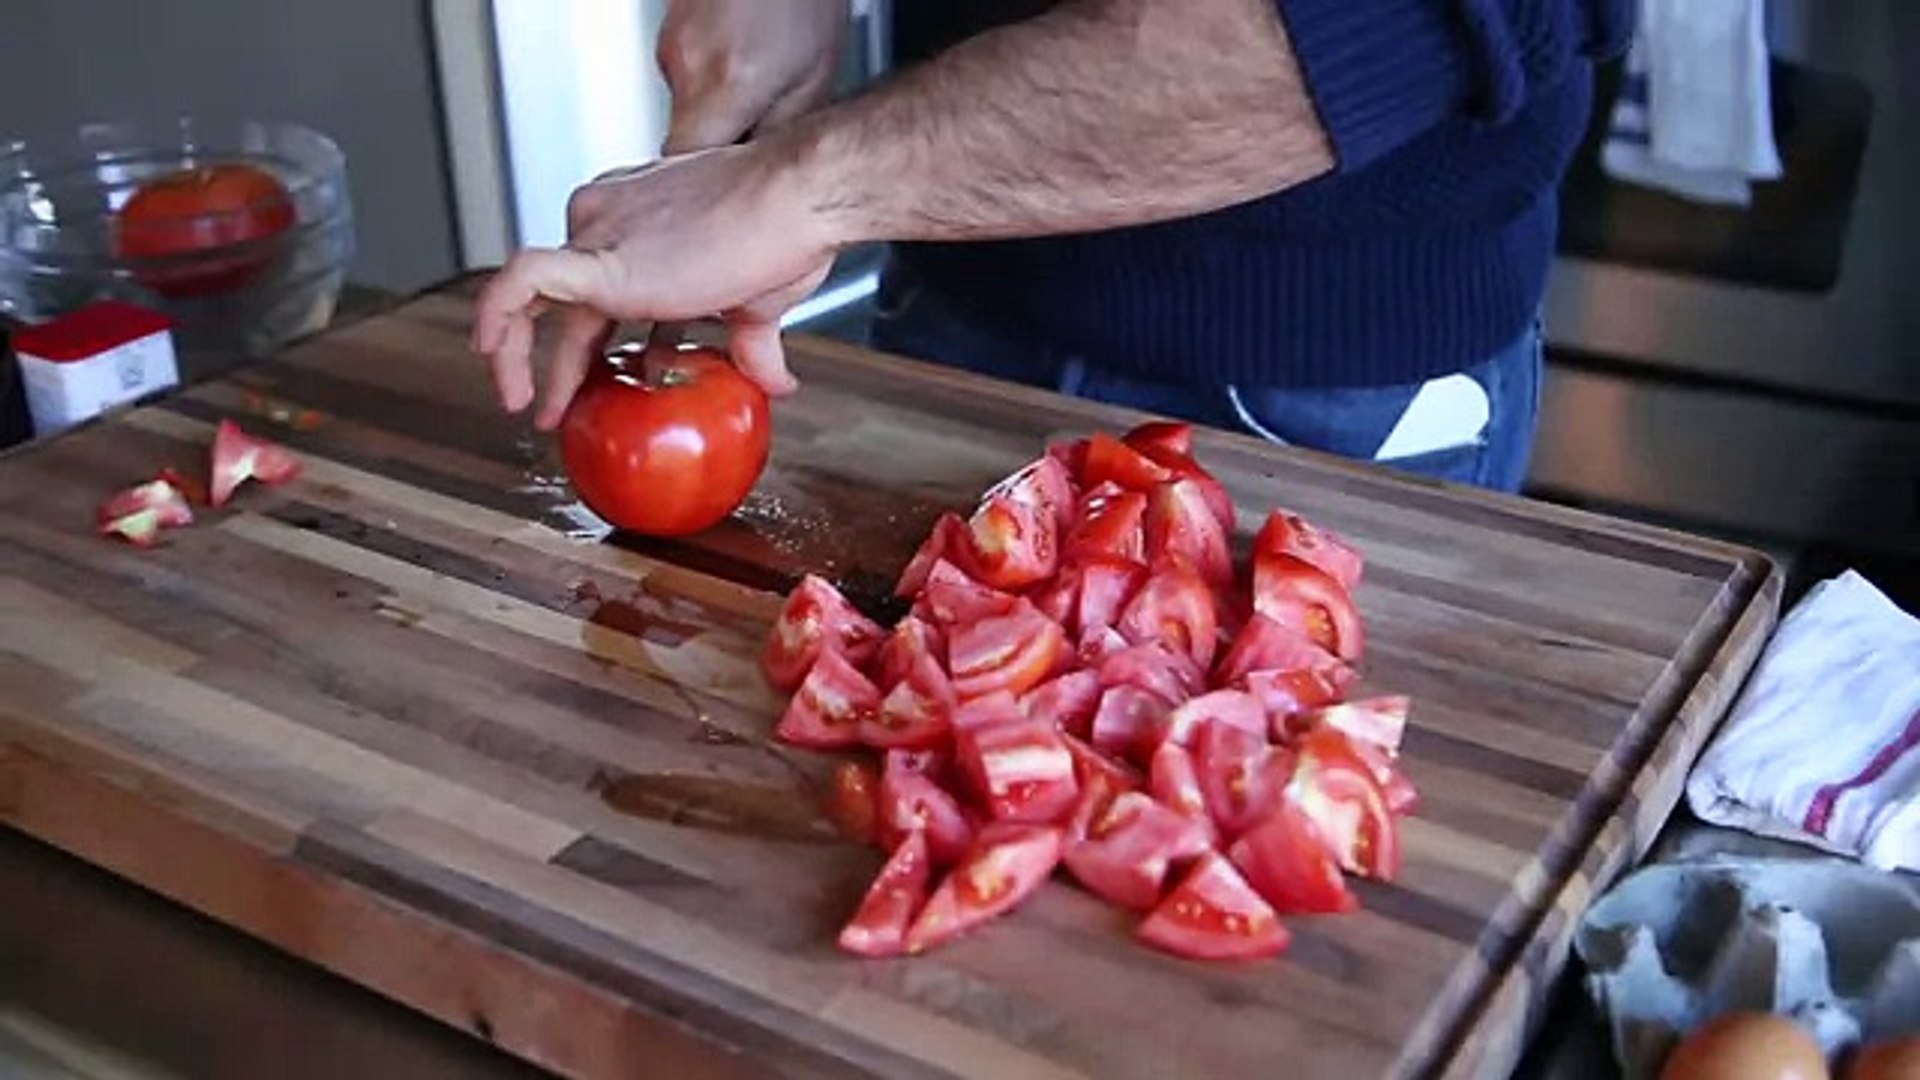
[473,247,620,353]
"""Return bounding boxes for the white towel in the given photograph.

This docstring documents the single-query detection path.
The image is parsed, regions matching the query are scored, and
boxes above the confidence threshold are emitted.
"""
[1601,0,1783,207]
[1686,572,1920,871]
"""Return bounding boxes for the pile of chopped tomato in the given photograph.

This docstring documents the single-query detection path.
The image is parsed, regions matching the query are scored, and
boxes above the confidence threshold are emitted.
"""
[760,421,1417,963]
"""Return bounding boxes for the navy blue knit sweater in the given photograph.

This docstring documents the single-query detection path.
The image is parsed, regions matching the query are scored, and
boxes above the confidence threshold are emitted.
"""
[887,1,1635,389]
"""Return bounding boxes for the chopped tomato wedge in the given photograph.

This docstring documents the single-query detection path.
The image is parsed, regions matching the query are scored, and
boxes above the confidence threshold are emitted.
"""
[863,651,957,750]
[825,761,882,846]
[209,418,301,507]
[1064,791,1213,911]
[1028,564,1081,629]
[1020,668,1103,738]
[1193,720,1294,840]
[1121,420,1193,459]
[1072,556,1147,638]
[1046,437,1089,479]
[1151,741,1220,849]
[1090,685,1173,765]
[1118,564,1220,670]
[983,454,1078,531]
[1061,732,1143,794]
[872,615,946,692]
[958,491,1058,591]
[157,466,208,507]
[1080,432,1173,492]
[1255,509,1363,592]
[879,757,974,867]
[1137,852,1290,962]
[1157,689,1269,751]
[1253,553,1365,663]
[956,716,1079,824]
[1134,445,1235,533]
[1228,799,1357,915]
[1281,695,1410,755]
[953,690,1023,733]
[1145,479,1233,586]
[1214,613,1342,690]
[906,823,1064,954]
[1245,664,1356,717]
[839,830,933,958]
[96,475,195,547]
[947,600,1068,700]
[761,575,885,693]
[1077,624,1131,667]
[895,512,965,598]
[916,560,1020,627]
[1096,641,1203,707]
[1065,484,1147,565]
[1288,728,1401,881]
[774,646,881,749]
[1349,738,1420,815]
[885,746,954,788]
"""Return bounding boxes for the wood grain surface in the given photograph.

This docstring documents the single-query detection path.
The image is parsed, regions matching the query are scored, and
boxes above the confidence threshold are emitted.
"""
[0,278,1779,1080]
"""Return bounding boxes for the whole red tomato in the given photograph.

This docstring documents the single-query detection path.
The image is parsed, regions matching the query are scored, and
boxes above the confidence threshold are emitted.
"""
[114,162,297,298]
[559,344,771,537]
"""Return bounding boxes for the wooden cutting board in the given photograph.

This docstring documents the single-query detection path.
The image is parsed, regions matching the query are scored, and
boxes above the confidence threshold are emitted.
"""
[0,278,1779,1080]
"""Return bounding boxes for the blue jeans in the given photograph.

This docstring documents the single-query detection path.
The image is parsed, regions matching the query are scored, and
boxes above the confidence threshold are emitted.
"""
[866,264,1542,493]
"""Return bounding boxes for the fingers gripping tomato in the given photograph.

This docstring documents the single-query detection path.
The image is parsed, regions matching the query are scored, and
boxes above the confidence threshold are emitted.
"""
[560,344,770,538]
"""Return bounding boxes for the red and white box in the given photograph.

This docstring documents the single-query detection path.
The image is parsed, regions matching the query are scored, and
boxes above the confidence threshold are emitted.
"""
[13,300,179,436]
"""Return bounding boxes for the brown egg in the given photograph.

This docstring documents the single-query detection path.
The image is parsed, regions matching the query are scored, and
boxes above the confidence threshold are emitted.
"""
[1660,1012,1830,1080]
[1850,1036,1920,1080]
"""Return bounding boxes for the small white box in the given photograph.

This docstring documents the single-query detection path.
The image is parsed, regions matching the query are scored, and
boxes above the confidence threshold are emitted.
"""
[14,300,179,436]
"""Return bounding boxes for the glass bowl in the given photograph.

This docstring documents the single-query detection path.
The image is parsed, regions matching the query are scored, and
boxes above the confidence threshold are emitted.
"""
[0,118,355,377]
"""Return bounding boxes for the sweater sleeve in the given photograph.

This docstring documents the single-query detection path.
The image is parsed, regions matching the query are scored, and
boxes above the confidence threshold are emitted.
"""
[1275,0,1633,173]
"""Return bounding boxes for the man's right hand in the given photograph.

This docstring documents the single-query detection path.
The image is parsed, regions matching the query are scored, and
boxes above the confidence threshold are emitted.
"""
[656,0,849,154]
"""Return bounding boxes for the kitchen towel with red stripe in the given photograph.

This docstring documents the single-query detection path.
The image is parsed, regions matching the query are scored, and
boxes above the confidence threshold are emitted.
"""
[1686,571,1920,869]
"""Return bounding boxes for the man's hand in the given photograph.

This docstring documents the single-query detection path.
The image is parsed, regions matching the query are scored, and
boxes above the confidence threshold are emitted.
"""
[657,0,848,153]
[470,145,837,429]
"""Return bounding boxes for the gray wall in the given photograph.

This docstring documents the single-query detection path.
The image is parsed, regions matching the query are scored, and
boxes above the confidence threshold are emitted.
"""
[1,0,461,292]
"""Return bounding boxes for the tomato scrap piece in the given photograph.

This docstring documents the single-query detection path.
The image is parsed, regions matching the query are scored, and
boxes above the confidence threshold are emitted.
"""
[1137,852,1290,962]
[774,646,880,750]
[1118,563,1220,671]
[906,823,1065,954]
[1253,552,1365,663]
[879,757,974,867]
[1255,509,1363,593]
[1020,668,1104,739]
[1120,420,1193,459]
[209,419,301,507]
[1151,740,1220,849]
[96,475,195,547]
[1064,791,1214,911]
[1193,719,1295,840]
[839,830,935,958]
[896,513,966,598]
[956,716,1079,825]
[1287,728,1402,881]
[1228,798,1358,915]
[1157,689,1269,752]
[1280,695,1410,756]
[947,600,1068,701]
[863,651,957,750]
[825,760,882,846]
[762,574,885,693]
[1145,479,1233,587]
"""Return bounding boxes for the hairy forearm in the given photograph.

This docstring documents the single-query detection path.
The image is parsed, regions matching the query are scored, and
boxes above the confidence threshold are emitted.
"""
[786,0,1334,246]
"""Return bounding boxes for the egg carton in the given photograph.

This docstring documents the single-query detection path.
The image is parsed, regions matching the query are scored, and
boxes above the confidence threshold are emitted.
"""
[1573,856,1920,1079]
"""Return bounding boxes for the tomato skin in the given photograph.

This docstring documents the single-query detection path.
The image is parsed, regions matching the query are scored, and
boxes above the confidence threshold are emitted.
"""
[560,345,771,538]
[1256,509,1363,592]
[1075,557,1148,637]
[1137,852,1290,962]
[1151,741,1221,849]
[1121,421,1193,459]
[1080,433,1173,492]
[906,824,1065,954]
[1145,479,1233,587]
[915,560,1019,627]
[959,492,1058,591]
[115,163,296,297]
[1193,719,1294,840]
[825,761,883,846]
[839,830,933,958]
[1137,447,1236,534]
[1090,685,1173,764]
